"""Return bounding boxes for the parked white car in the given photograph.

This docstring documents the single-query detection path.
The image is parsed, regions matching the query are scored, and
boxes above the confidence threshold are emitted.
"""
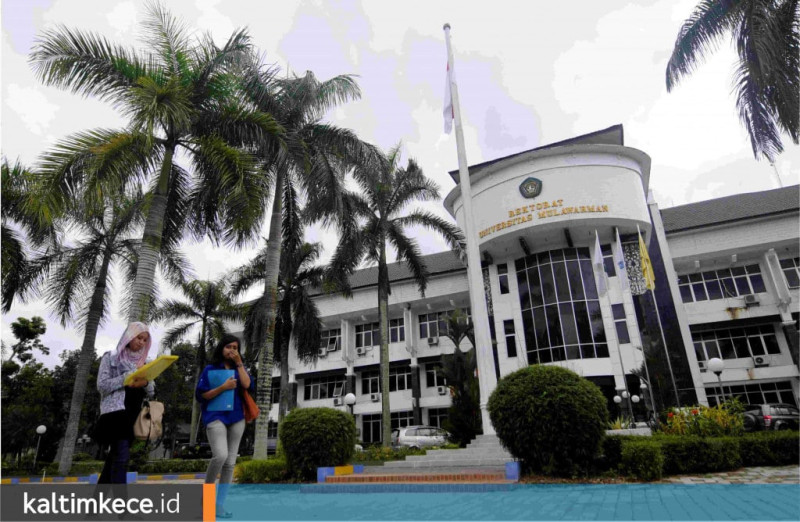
[391,426,449,449]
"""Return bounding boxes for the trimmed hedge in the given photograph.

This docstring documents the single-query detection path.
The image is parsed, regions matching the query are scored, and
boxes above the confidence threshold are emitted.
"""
[235,458,290,483]
[488,365,608,476]
[620,440,663,481]
[280,407,356,481]
[612,431,799,480]
[138,459,209,474]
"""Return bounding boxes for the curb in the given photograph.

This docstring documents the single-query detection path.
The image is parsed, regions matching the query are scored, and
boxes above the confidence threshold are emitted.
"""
[1,472,206,484]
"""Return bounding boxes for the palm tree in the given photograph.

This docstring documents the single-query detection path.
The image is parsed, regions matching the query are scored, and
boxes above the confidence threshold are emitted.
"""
[36,190,174,475]
[232,240,325,422]
[240,67,373,458]
[1,159,53,312]
[328,145,465,446]
[150,278,241,444]
[666,0,799,161]
[29,2,280,322]
[439,309,481,447]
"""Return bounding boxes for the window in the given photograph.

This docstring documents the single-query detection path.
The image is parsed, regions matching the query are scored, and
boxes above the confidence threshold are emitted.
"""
[692,324,781,361]
[361,370,381,394]
[503,320,517,357]
[516,247,608,364]
[320,329,341,352]
[612,304,630,344]
[390,411,414,430]
[419,309,472,339]
[425,364,447,387]
[355,323,379,348]
[362,414,382,443]
[390,318,405,343]
[678,264,767,303]
[388,366,412,392]
[428,408,448,428]
[601,244,615,277]
[267,421,278,438]
[706,380,796,407]
[303,374,347,401]
[497,264,509,294]
[781,257,800,289]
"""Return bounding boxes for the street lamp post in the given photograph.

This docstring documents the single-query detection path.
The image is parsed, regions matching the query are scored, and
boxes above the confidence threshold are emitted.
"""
[344,393,356,417]
[707,357,726,404]
[33,425,46,471]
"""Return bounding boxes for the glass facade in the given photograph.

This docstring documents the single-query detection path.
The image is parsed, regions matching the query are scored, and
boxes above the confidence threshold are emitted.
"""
[515,247,609,363]
[678,265,766,303]
[692,324,781,361]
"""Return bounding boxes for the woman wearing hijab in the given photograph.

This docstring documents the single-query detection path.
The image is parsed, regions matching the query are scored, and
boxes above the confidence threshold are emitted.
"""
[95,322,154,484]
[195,334,253,519]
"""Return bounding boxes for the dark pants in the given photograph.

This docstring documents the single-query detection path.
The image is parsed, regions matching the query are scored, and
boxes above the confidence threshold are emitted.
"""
[99,438,130,484]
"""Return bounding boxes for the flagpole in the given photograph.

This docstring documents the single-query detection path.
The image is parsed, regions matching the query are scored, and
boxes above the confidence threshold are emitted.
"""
[444,23,497,435]
[637,224,681,407]
[615,227,657,417]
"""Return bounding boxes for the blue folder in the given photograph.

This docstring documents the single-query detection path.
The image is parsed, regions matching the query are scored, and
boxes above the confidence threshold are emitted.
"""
[207,369,235,411]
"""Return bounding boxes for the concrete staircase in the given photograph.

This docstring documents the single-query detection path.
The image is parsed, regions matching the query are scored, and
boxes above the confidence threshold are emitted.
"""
[373,434,514,471]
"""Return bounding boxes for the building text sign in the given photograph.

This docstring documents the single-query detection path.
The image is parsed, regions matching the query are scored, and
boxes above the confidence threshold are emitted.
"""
[478,199,610,239]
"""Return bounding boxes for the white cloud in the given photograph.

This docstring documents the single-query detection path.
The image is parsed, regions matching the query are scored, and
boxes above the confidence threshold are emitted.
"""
[5,84,59,135]
[106,1,137,37]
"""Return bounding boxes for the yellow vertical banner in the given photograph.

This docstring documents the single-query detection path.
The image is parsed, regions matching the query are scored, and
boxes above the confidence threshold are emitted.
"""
[638,231,655,291]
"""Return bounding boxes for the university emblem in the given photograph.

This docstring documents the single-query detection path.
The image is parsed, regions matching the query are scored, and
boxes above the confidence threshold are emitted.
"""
[519,177,542,199]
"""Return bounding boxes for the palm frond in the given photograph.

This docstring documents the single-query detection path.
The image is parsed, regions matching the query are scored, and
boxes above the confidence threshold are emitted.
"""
[666,0,742,91]
[386,222,429,296]
[394,211,465,258]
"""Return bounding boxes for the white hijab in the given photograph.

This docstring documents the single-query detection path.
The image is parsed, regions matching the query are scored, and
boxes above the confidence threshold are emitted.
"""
[116,322,151,368]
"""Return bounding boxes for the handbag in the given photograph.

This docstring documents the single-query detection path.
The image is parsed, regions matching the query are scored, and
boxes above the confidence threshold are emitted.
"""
[133,399,164,441]
[241,390,260,423]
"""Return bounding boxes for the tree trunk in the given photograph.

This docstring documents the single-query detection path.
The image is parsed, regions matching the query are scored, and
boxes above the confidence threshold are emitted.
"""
[189,324,207,444]
[378,243,392,447]
[278,329,291,422]
[253,169,284,459]
[57,246,112,475]
[129,143,174,322]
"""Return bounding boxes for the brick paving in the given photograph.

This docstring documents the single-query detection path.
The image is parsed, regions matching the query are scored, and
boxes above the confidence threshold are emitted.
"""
[660,465,799,484]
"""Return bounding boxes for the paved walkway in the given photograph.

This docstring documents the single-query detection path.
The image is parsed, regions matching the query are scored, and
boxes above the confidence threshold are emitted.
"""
[660,465,799,484]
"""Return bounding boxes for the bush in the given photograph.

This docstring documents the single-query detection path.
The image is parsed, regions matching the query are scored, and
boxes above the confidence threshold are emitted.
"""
[739,431,799,466]
[279,407,356,481]
[656,435,740,474]
[235,458,290,483]
[138,459,208,474]
[487,365,608,477]
[43,460,104,476]
[597,435,640,471]
[659,401,744,437]
[620,439,663,481]
[72,452,93,462]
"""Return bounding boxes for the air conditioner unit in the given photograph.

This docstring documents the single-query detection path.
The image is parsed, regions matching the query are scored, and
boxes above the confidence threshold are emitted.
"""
[427,337,439,346]
[698,360,707,371]
[370,393,380,402]
[437,385,447,396]
[744,294,760,307]
[753,355,770,367]
[356,347,367,357]
[317,348,327,357]
[333,397,344,406]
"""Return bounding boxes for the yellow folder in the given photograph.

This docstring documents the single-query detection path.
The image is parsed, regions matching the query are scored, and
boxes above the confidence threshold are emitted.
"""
[123,355,179,386]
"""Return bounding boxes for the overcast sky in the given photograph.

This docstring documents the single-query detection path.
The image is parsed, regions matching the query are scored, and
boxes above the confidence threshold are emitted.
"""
[2,0,798,368]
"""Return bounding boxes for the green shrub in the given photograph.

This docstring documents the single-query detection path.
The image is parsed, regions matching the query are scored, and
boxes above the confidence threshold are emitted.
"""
[620,440,663,481]
[656,435,740,474]
[279,407,356,481]
[235,458,290,483]
[597,435,640,471]
[138,459,208,474]
[44,461,104,476]
[761,431,799,465]
[738,433,775,466]
[659,400,744,437]
[487,365,608,477]
[72,452,93,462]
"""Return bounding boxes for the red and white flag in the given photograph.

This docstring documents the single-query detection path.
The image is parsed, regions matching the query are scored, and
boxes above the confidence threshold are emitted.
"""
[443,60,454,134]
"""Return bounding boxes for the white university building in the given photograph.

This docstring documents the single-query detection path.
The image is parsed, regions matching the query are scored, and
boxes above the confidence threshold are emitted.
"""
[254,125,800,444]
